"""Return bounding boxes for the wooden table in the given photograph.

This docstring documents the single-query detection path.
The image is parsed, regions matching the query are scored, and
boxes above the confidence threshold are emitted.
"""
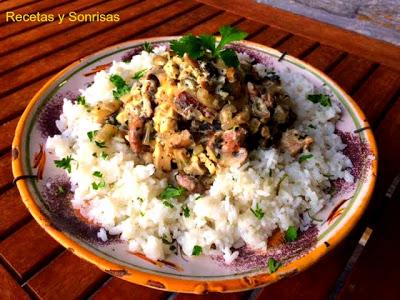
[1,0,399,299]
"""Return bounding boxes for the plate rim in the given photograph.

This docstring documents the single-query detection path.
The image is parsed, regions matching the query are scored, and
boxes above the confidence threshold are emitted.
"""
[11,36,378,293]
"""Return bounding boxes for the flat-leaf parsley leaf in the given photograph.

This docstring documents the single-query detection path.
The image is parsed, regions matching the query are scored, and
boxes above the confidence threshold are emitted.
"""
[92,181,106,190]
[87,130,98,142]
[216,25,248,51]
[170,25,248,68]
[192,245,202,256]
[299,154,313,163]
[132,69,147,80]
[76,95,87,106]
[285,226,298,242]
[267,257,282,273]
[95,141,107,148]
[162,200,174,208]
[143,41,153,53]
[54,156,74,173]
[307,94,332,107]
[182,205,190,217]
[159,185,185,200]
[109,74,130,100]
[250,203,265,220]
[92,171,103,178]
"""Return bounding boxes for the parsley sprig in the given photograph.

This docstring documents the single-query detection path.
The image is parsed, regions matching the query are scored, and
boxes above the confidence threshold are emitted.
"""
[132,69,147,80]
[250,203,265,220]
[299,154,313,163]
[87,130,98,142]
[76,95,87,107]
[159,185,186,200]
[170,25,248,68]
[307,94,332,107]
[92,171,106,190]
[285,226,298,242]
[267,257,282,273]
[54,155,74,173]
[143,41,153,53]
[192,245,202,256]
[182,205,190,218]
[109,74,130,100]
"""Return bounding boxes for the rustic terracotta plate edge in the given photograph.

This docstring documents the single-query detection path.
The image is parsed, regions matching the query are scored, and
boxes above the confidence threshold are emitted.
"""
[11,37,378,294]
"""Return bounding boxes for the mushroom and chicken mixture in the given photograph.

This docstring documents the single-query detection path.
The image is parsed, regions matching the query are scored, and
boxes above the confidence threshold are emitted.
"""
[89,37,312,193]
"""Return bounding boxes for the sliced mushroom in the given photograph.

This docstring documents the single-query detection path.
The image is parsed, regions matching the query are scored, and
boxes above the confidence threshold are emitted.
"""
[128,115,145,153]
[142,120,153,146]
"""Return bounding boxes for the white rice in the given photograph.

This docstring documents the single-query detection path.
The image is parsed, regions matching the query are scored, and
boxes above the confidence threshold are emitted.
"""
[46,47,353,263]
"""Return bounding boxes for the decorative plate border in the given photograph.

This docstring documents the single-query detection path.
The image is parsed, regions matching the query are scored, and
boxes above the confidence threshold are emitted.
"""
[12,37,378,293]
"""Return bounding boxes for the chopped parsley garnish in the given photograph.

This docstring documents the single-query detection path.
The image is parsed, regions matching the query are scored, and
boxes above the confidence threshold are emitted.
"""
[87,130,98,142]
[250,203,265,220]
[137,197,143,203]
[267,257,282,273]
[109,74,130,100]
[195,195,202,200]
[57,186,65,194]
[54,156,74,173]
[140,212,145,217]
[276,174,288,195]
[269,169,273,177]
[100,151,109,160]
[159,185,185,200]
[162,200,174,208]
[143,41,153,53]
[91,171,105,190]
[76,95,87,106]
[95,141,107,148]
[132,69,147,80]
[285,226,298,242]
[92,171,103,178]
[182,205,190,218]
[92,181,106,190]
[307,94,332,107]
[308,124,316,129]
[299,154,313,163]
[192,245,202,256]
[170,25,248,68]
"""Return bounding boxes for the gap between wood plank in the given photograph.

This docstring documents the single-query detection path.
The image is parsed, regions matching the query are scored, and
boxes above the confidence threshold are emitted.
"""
[0,0,114,56]
[0,2,231,124]
[0,0,169,75]
[0,0,38,14]
[0,0,73,26]
[0,0,196,99]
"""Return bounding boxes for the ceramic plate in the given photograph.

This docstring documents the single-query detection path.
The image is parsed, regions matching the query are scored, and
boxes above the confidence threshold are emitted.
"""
[12,37,377,293]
